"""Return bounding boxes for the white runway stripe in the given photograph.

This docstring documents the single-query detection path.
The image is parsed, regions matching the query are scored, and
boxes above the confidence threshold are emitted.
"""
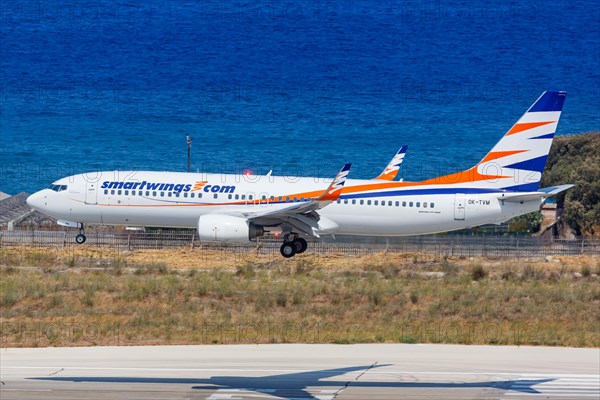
[502,373,600,399]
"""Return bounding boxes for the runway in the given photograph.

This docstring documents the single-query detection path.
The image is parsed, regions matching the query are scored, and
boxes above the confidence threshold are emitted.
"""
[1,344,598,399]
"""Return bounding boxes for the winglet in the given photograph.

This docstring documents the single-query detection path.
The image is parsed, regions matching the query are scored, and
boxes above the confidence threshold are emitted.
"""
[319,163,351,201]
[374,146,408,181]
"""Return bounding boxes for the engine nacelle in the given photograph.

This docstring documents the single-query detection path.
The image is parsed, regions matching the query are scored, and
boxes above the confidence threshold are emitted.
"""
[197,214,264,243]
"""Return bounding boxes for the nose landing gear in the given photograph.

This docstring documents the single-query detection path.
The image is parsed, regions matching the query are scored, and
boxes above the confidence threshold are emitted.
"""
[279,234,308,258]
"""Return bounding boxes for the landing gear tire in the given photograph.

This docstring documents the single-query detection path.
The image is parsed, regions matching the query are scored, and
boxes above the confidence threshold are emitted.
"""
[280,242,296,258]
[75,233,87,244]
[293,238,308,254]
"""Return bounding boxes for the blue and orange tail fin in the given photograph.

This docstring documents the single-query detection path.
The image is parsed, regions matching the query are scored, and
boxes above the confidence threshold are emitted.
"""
[423,90,566,191]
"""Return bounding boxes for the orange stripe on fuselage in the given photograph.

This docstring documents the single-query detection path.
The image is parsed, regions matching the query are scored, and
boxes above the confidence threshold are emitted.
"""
[506,121,555,136]
[96,167,512,209]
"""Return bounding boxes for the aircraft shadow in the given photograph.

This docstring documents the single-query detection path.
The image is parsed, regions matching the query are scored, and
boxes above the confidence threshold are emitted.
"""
[30,364,555,399]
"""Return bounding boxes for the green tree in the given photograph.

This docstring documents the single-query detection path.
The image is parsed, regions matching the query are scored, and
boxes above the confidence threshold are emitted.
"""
[540,132,600,236]
[508,211,543,233]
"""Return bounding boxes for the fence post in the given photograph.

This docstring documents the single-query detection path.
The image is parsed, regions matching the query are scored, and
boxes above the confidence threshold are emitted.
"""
[127,234,131,251]
[191,234,195,249]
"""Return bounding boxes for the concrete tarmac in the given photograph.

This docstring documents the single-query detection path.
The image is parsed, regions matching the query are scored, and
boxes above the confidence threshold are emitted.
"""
[1,344,598,399]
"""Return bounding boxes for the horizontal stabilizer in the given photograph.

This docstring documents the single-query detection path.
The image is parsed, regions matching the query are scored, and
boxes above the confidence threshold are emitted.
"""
[498,184,574,203]
[538,184,575,195]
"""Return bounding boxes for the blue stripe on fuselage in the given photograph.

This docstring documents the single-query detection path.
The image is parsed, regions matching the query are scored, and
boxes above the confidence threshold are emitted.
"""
[340,187,503,199]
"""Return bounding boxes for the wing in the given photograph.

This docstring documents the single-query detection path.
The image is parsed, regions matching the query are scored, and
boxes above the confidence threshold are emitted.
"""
[226,164,351,237]
[498,184,574,203]
[373,146,407,181]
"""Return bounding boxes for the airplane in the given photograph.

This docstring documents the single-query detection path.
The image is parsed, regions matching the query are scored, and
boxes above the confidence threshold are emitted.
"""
[26,90,573,258]
[373,145,408,181]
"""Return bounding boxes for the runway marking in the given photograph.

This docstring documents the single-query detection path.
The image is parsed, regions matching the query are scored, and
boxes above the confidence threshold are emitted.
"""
[500,374,600,399]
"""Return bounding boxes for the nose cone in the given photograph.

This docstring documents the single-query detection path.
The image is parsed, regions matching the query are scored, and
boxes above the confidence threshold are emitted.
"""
[26,191,44,211]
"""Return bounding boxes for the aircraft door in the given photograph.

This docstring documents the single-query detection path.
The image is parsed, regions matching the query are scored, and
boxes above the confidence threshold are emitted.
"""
[85,182,98,205]
[454,193,465,220]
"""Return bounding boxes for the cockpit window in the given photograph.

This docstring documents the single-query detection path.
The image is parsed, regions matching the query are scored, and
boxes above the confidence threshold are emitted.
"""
[47,184,68,192]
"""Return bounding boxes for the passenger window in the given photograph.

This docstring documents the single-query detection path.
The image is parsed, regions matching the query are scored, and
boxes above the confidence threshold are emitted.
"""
[146,191,149,196]
[249,195,253,200]
[241,195,245,200]
[388,201,392,206]
[184,193,188,198]
[337,199,341,204]
[374,200,378,205]
[367,200,372,205]
[409,202,413,207]
[125,190,129,196]
[352,199,356,204]
[118,190,122,195]
[402,201,406,207]
[228,194,232,199]
[262,195,267,200]
[153,191,157,196]
[395,201,399,206]
[168,192,172,197]
[278,196,282,201]
[423,202,428,208]
[104,189,108,195]
[430,203,435,208]
[344,199,348,204]
[190,193,195,198]
[160,192,164,197]
[360,200,364,205]
[199,193,203,198]
[416,202,420,207]
[214,194,218,199]
[235,194,239,200]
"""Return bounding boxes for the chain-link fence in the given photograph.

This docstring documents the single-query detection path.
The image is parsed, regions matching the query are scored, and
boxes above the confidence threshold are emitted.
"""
[1,230,598,258]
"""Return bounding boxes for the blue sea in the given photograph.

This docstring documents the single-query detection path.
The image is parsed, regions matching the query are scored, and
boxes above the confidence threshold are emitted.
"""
[1,0,599,193]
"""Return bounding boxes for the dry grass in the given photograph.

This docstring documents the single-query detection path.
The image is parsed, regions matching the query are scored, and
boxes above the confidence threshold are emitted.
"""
[1,246,599,347]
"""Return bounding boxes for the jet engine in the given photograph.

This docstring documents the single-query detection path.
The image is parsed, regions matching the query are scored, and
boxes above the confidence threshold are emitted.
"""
[197,214,264,242]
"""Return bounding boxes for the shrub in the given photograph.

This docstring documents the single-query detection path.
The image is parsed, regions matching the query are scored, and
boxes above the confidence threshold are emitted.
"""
[471,265,487,281]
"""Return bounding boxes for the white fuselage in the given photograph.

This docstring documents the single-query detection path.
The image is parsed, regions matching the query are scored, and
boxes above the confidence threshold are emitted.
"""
[26,171,541,237]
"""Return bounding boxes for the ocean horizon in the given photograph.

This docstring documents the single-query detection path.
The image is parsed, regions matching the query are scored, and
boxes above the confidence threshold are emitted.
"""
[1,0,599,193]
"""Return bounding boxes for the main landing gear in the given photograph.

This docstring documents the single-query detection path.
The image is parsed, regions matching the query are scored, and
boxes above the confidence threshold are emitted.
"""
[280,234,308,258]
[75,225,86,244]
